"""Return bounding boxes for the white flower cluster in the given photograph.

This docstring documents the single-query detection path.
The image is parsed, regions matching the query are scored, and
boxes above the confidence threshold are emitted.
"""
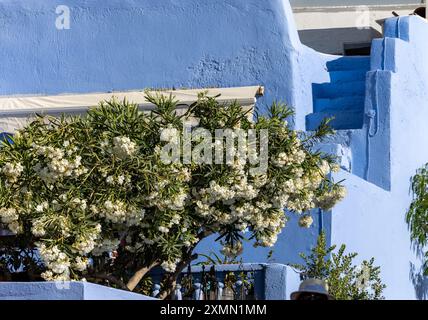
[298,214,314,228]
[35,201,49,213]
[73,256,90,272]
[266,159,344,213]
[32,203,72,237]
[356,263,372,290]
[91,238,121,256]
[161,259,180,273]
[193,169,287,248]
[160,126,179,143]
[273,150,306,167]
[111,136,138,159]
[221,241,243,258]
[32,144,87,184]
[72,225,102,255]
[70,198,88,211]
[246,206,285,247]
[198,178,258,208]
[38,243,71,281]
[1,162,24,184]
[166,190,188,210]
[144,167,190,211]
[31,218,46,237]
[0,207,22,234]
[97,200,145,225]
[106,174,131,186]
[158,226,169,233]
[315,185,347,211]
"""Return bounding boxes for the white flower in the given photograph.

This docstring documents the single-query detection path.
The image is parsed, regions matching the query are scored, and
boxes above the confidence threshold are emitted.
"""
[0,207,18,224]
[320,160,331,175]
[72,228,101,255]
[158,226,169,233]
[356,264,371,290]
[298,214,314,228]
[98,200,142,225]
[2,162,24,183]
[273,152,288,167]
[117,175,125,185]
[37,243,71,279]
[111,136,138,159]
[221,242,243,258]
[92,238,120,256]
[160,126,179,143]
[31,219,46,237]
[171,214,181,225]
[35,201,48,213]
[73,257,89,272]
[294,150,306,164]
[161,260,178,273]
[8,221,23,234]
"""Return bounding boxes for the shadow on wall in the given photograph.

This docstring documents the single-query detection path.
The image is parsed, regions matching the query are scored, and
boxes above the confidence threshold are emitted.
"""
[298,27,382,55]
[410,243,428,300]
[410,262,428,300]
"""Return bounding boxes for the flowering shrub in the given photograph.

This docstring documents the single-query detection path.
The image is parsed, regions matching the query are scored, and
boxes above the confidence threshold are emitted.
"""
[0,92,345,296]
[291,232,385,300]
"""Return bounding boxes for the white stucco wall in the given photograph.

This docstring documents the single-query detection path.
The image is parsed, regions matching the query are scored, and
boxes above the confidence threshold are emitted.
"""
[292,4,424,54]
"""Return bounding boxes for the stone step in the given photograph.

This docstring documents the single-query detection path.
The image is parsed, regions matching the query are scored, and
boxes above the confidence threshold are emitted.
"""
[328,70,367,83]
[306,110,365,131]
[314,96,365,113]
[313,80,366,99]
[326,56,371,72]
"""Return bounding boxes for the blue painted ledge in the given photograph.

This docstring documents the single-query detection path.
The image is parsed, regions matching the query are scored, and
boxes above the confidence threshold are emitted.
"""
[0,281,156,300]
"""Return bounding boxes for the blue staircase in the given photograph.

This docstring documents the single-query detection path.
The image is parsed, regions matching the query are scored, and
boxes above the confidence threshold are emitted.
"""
[306,57,370,131]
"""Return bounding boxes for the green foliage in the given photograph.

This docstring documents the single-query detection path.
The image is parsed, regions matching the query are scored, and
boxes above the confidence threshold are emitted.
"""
[407,164,428,274]
[291,232,386,300]
[194,251,242,266]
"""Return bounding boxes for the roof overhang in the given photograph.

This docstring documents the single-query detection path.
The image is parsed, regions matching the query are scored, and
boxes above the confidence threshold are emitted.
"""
[0,86,263,117]
[0,86,263,133]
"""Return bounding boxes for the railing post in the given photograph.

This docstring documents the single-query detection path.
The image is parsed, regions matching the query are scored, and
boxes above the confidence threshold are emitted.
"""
[234,279,243,300]
[152,283,161,298]
[173,284,182,300]
[193,282,203,300]
[216,281,224,300]
[263,264,288,300]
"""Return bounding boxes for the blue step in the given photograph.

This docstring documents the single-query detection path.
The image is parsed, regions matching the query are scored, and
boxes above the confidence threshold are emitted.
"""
[306,110,364,131]
[326,57,370,72]
[314,96,365,113]
[328,70,367,83]
[313,80,366,99]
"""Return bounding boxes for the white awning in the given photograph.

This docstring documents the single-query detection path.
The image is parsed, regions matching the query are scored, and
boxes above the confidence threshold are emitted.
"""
[0,86,263,133]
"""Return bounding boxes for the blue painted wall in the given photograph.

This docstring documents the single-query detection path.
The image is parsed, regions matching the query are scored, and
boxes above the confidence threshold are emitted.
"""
[330,16,428,299]
[0,0,428,299]
[0,281,155,300]
[0,0,300,120]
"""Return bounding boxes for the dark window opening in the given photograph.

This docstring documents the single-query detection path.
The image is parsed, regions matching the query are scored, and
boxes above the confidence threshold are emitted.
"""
[344,42,372,56]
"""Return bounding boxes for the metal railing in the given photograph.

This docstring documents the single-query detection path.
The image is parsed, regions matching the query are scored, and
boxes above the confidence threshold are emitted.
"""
[149,263,290,300]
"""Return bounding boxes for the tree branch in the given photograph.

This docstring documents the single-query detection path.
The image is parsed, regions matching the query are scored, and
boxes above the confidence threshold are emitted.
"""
[158,253,198,300]
[126,261,159,291]
[87,273,129,291]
